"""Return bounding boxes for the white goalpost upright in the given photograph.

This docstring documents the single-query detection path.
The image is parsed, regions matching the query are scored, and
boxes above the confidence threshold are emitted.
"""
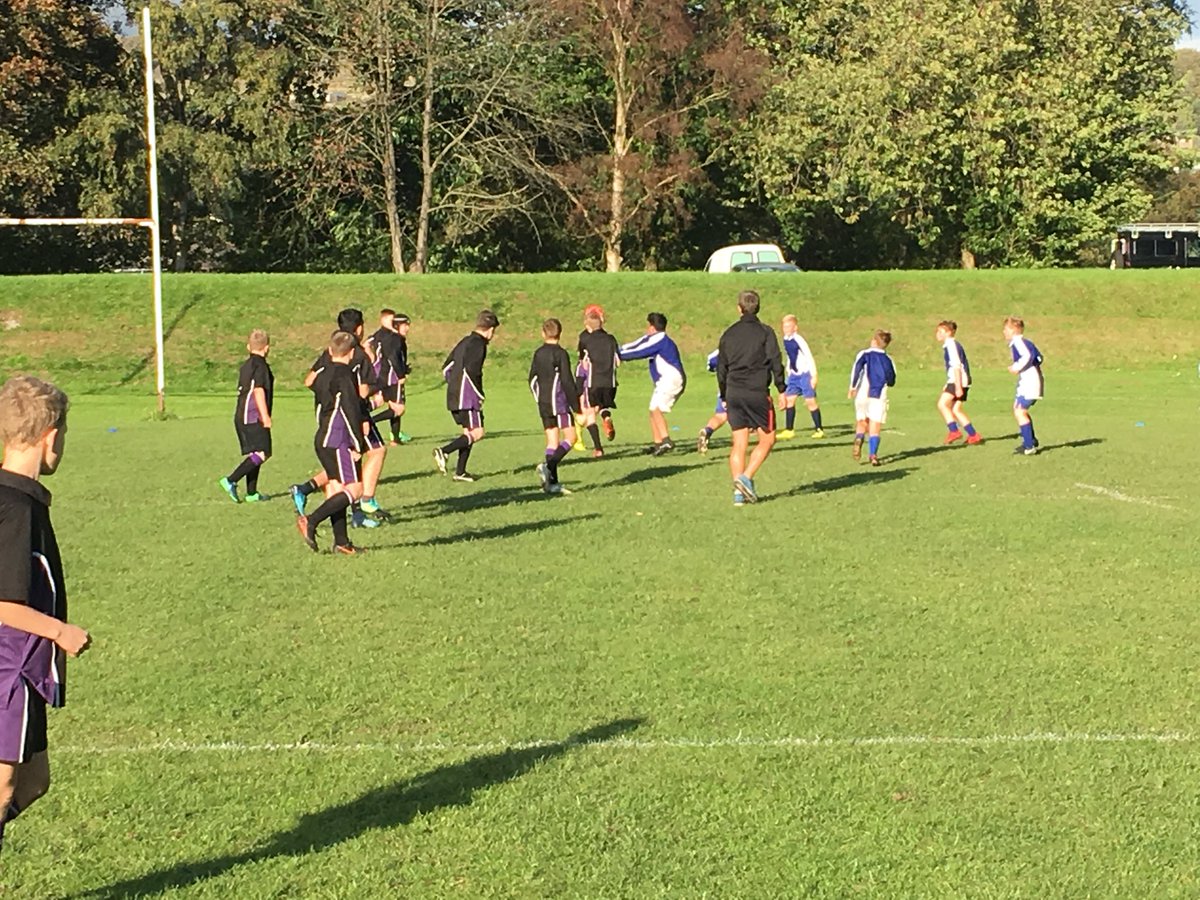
[0,7,167,413]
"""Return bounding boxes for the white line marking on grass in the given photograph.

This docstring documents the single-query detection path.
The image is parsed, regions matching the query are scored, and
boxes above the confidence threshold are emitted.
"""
[1075,483,1176,511]
[58,732,1196,756]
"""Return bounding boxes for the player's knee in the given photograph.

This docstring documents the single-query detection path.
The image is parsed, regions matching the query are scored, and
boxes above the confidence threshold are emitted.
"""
[470,427,485,441]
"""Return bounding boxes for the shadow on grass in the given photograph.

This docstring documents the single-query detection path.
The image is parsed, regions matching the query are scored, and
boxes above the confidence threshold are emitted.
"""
[594,462,699,488]
[771,466,914,500]
[1037,437,1104,454]
[79,717,644,900]
[370,513,601,549]
[118,294,201,387]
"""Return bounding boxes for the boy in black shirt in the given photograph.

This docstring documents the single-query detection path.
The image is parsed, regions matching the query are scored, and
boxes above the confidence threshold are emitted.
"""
[0,376,92,856]
[297,332,368,555]
[530,318,583,493]
[219,329,273,503]
[434,309,499,482]
[369,310,413,445]
[577,307,620,457]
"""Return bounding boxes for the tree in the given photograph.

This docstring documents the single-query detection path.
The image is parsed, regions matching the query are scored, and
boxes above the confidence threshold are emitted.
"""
[0,0,142,272]
[747,0,1188,268]
[128,0,324,271]
[541,0,767,271]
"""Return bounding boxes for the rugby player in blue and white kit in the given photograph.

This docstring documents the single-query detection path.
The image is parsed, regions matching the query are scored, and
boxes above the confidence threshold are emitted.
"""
[1004,316,1045,455]
[848,330,897,466]
[935,320,981,446]
[618,312,686,456]
[778,315,824,440]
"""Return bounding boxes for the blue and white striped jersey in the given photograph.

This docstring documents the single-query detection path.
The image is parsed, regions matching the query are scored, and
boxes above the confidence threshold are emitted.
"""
[849,347,896,399]
[619,330,685,386]
[1009,335,1044,400]
[783,333,816,378]
[942,338,971,388]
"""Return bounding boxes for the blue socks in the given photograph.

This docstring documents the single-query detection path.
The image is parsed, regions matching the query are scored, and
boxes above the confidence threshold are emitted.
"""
[947,422,960,434]
[811,409,823,429]
[964,423,977,437]
[868,435,880,456]
[1020,423,1034,448]
[785,407,796,430]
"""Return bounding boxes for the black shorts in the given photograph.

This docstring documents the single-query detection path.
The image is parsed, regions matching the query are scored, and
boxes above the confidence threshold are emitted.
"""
[0,686,47,764]
[943,385,969,402]
[362,419,385,451]
[725,393,775,433]
[586,386,617,410]
[541,411,573,430]
[236,423,271,456]
[383,383,407,405]
[452,408,484,430]
[315,445,360,485]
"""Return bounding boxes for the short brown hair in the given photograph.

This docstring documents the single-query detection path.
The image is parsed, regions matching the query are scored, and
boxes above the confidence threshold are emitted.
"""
[0,375,69,448]
[937,320,957,335]
[476,309,501,330]
[737,290,761,316]
[248,328,269,351]
[1004,316,1025,331]
[542,318,562,339]
[873,329,892,347]
[328,331,357,357]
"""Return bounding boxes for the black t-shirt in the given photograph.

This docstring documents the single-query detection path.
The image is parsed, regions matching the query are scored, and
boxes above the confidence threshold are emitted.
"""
[311,345,376,414]
[311,362,365,451]
[0,470,68,706]
[528,343,581,416]
[577,328,620,388]
[235,354,273,425]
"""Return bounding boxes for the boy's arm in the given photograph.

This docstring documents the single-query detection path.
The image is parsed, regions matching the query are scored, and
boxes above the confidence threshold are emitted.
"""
[766,328,786,395]
[561,349,582,414]
[618,333,660,361]
[1008,340,1031,374]
[252,386,272,428]
[0,601,90,657]
[848,353,865,395]
[799,336,818,385]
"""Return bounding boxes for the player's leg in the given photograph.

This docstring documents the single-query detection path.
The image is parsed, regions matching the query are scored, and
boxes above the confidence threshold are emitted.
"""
[867,416,883,465]
[953,399,980,443]
[744,426,777,479]
[649,409,668,446]
[779,391,798,438]
[1013,398,1037,453]
[454,414,485,479]
[547,417,573,486]
[538,426,558,489]
[804,389,824,437]
[728,426,749,482]
[938,389,963,443]
[853,411,867,460]
[0,691,48,856]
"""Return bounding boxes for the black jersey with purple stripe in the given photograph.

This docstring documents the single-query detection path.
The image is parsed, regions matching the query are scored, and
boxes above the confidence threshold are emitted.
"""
[312,362,365,452]
[577,328,620,390]
[529,343,582,417]
[235,354,274,425]
[0,471,67,708]
[443,332,488,411]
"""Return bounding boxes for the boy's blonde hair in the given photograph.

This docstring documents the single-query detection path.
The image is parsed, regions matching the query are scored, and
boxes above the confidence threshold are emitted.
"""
[248,328,269,351]
[873,329,892,348]
[782,314,798,327]
[1003,316,1025,331]
[0,376,69,448]
[542,318,563,339]
[328,331,357,357]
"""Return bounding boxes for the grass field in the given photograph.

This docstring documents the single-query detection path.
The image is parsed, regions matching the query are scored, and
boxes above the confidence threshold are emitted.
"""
[2,271,1200,897]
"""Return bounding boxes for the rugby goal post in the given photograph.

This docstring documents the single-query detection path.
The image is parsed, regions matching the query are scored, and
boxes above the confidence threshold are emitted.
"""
[0,7,166,414]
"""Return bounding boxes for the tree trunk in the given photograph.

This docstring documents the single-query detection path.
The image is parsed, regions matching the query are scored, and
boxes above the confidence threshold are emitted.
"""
[413,5,438,274]
[960,246,976,269]
[605,28,628,273]
[382,135,405,274]
[173,194,189,272]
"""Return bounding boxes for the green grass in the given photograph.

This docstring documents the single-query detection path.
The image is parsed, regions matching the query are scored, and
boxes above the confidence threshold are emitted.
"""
[2,270,1200,397]
[3,356,1200,896]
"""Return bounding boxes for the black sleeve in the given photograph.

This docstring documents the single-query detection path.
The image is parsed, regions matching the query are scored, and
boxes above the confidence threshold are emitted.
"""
[465,338,487,397]
[764,326,786,393]
[340,370,366,445]
[0,497,31,605]
[560,347,581,414]
[716,333,729,401]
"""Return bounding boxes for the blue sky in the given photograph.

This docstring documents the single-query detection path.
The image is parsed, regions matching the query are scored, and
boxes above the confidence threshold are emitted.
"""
[1184,1,1200,50]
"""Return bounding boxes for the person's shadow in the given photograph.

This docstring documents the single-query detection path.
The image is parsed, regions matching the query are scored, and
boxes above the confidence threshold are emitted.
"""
[79,718,644,899]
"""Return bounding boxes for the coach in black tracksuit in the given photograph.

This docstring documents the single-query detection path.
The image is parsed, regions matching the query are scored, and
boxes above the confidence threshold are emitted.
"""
[716,290,786,503]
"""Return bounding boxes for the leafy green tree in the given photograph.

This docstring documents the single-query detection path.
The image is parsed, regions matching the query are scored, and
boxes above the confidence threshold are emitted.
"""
[748,0,1188,268]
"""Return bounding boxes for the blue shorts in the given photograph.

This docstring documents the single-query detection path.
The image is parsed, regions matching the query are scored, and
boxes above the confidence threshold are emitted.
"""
[1015,396,1039,410]
[714,395,726,415]
[785,373,816,398]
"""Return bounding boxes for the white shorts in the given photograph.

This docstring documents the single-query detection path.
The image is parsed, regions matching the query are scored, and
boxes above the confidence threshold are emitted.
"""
[649,375,684,413]
[855,394,887,423]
